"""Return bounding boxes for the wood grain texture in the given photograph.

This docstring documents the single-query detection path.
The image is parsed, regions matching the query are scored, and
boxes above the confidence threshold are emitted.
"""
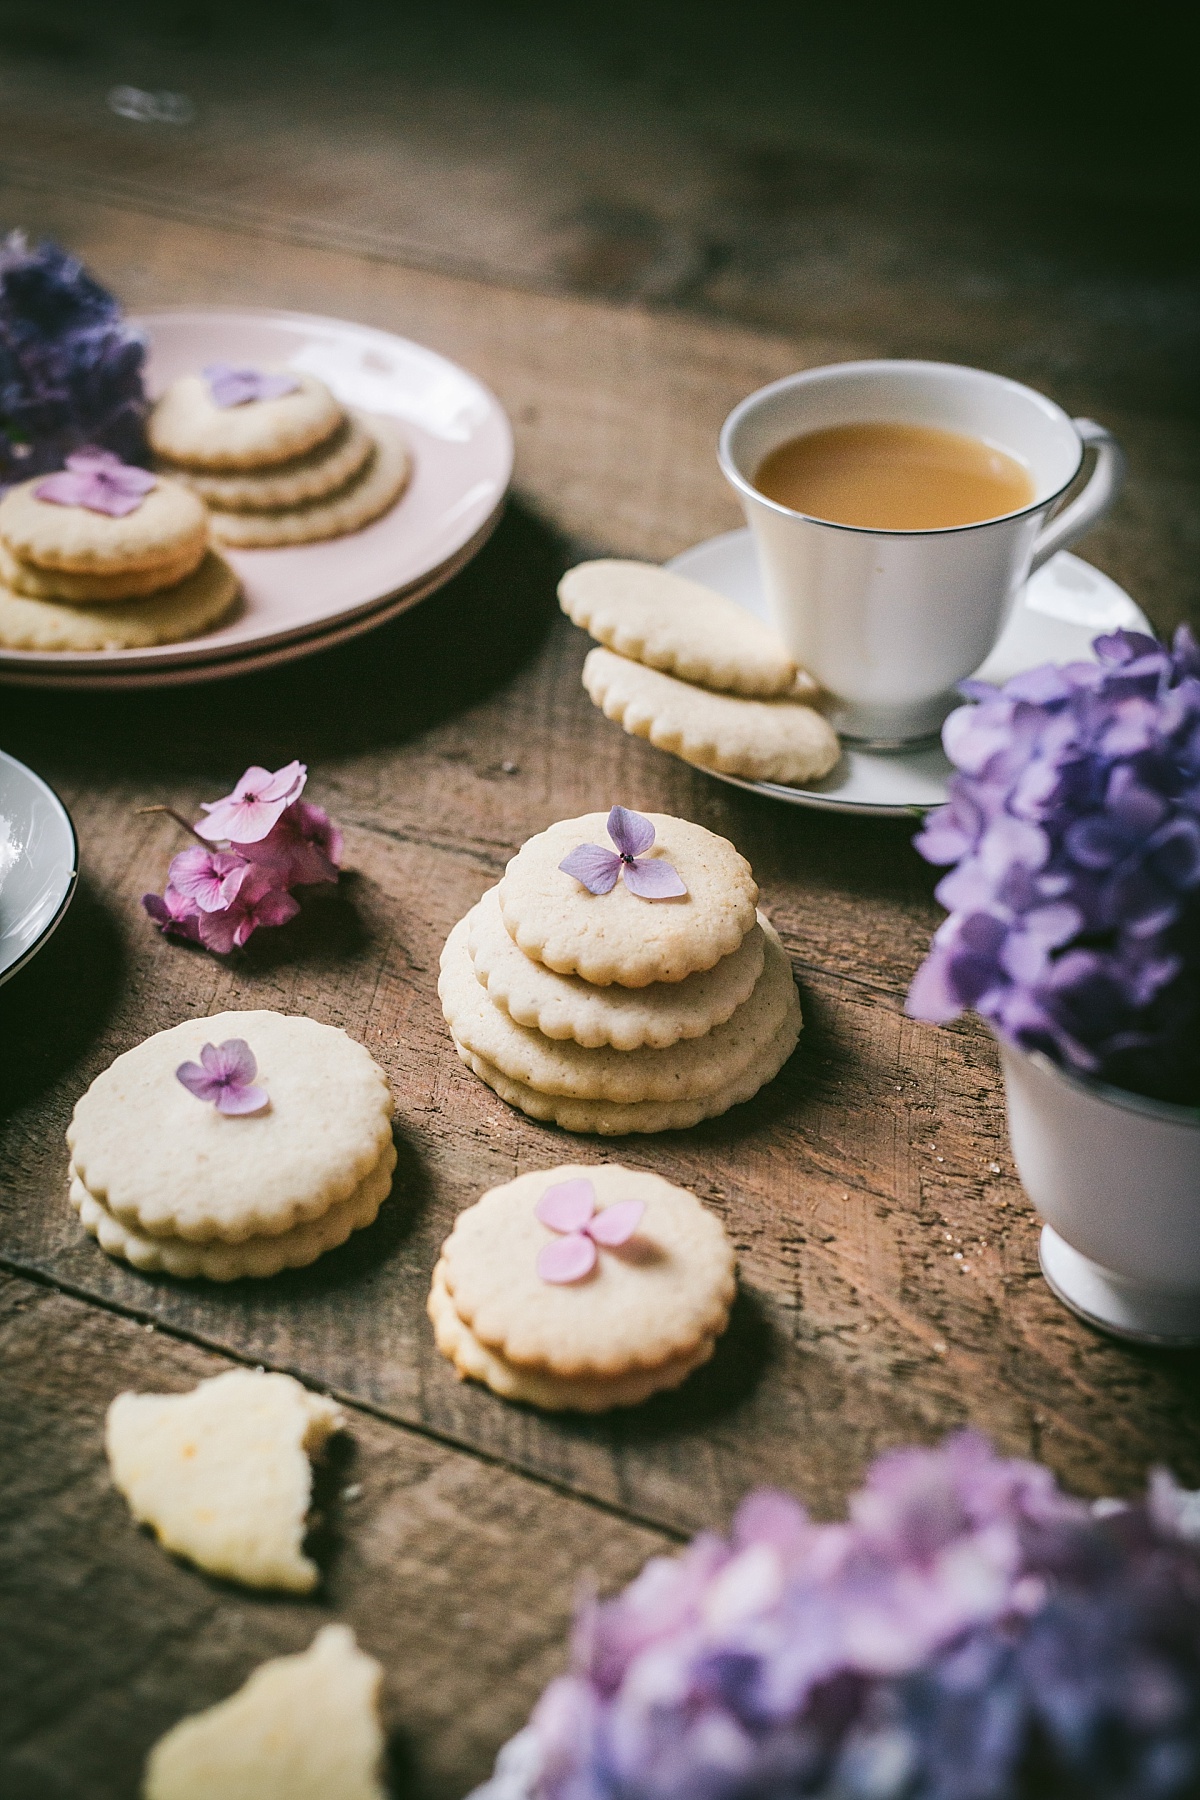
[0,1270,667,1800]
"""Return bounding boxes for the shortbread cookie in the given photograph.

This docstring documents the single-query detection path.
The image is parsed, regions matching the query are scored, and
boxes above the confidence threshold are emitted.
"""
[0,551,239,650]
[67,1010,394,1242]
[584,646,842,786]
[0,470,208,574]
[106,1369,344,1591]
[205,417,411,547]
[560,558,800,697]
[455,995,801,1134]
[165,412,375,511]
[499,811,758,987]
[143,1624,387,1800]
[0,539,204,601]
[439,1165,736,1378]
[470,884,766,1049]
[148,370,344,470]
[428,1260,716,1410]
[441,912,794,1102]
[70,1141,396,1280]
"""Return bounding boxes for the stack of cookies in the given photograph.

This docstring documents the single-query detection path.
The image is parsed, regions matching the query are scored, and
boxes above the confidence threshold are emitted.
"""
[0,458,238,652]
[560,559,842,787]
[439,808,802,1134]
[428,1164,737,1411]
[67,1010,396,1281]
[149,366,411,547]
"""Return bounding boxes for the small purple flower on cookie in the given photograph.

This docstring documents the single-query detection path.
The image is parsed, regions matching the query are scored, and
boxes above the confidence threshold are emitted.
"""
[175,1039,268,1114]
[196,760,307,845]
[558,806,687,900]
[34,449,156,517]
[203,363,302,408]
[535,1177,645,1283]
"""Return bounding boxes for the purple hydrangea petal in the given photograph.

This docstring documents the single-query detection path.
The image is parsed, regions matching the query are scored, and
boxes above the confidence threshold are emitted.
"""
[174,1059,222,1103]
[559,842,622,894]
[586,1199,645,1246]
[536,1178,596,1234]
[622,856,688,899]
[537,1233,597,1284]
[607,805,656,859]
[213,1080,268,1116]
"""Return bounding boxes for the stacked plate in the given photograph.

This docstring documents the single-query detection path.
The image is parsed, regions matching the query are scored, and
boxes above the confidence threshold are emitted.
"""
[0,308,514,690]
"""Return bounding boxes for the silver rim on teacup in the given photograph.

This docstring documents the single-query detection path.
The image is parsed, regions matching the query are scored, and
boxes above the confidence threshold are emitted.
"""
[718,359,1125,748]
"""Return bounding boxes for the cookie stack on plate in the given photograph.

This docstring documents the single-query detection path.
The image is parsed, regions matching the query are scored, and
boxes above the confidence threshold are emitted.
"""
[560,559,842,787]
[67,1010,396,1281]
[428,1163,737,1411]
[0,458,238,652]
[439,808,802,1133]
[150,366,411,547]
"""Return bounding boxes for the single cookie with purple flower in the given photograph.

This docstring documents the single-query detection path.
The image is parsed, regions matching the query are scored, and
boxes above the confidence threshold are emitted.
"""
[148,367,344,470]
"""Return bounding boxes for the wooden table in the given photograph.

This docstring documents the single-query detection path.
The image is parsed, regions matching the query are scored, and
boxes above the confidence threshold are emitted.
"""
[1,17,1198,1796]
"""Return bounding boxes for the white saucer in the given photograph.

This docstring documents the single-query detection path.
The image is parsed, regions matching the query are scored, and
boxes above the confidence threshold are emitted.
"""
[0,749,78,986]
[0,307,513,690]
[665,530,1152,817]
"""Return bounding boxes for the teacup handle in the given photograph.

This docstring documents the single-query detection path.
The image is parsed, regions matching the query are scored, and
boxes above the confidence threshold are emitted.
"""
[1028,418,1125,574]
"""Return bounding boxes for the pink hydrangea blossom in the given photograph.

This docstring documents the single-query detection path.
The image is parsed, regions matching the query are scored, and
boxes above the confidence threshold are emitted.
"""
[196,761,307,845]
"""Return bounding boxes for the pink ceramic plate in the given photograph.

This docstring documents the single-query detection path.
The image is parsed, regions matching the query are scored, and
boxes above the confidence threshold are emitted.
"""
[0,307,513,688]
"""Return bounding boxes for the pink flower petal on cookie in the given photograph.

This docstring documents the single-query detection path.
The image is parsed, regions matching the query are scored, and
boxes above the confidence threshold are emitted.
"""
[622,857,687,899]
[537,1232,597,1284]
[535,1178,596,1234]
[587,1199,645,1246]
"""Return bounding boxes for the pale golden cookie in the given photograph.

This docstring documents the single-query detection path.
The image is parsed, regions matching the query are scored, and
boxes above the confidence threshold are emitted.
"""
[498,811,758,988]
[105,1370,344,1591]
[70,1142,396,1280]
[428,1260,715,1410]
[148,370,344,470]
[205,417,410,547]
[67,1010,394,1243]
[440,1164,735,1378]
[0,551,239,651]
[441,912,794,1101]
[469,883,766,1050]
[143,1625,387,1800]
[0,470,208,574]
[454,995,801,1134]
[163,411,375,511]
[584,646,842,786]
[560,558,800,696]
[0,539,203,601]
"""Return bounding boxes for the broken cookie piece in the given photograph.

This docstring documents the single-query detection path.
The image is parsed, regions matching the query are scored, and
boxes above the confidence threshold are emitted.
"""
[143,1624,386,1800]
[106,1368,344,1591]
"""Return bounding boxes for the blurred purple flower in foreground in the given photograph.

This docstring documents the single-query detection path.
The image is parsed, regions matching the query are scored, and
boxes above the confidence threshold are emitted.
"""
[142,762,339,956]
[518,1433,1200,1800]
[907,629,1200,1105]
[0,234,149,485]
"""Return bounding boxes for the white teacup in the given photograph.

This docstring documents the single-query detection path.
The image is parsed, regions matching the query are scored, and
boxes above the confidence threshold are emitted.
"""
[718,359,1125,745]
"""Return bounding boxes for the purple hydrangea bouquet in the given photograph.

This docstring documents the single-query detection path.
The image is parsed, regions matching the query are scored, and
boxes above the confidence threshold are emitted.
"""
[479,1434,1200,1800]
[0,232,149,485]
[906,627,1200,1109]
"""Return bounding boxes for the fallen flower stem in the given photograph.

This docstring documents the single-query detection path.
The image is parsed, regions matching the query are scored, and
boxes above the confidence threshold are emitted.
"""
[135,805,209,844]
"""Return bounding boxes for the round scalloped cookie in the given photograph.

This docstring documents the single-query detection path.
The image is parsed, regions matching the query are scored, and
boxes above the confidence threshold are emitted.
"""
[469,884,766,1050]
[0,470,209,574]
[441,912,794,1102]
[204,418,410,547]
[0,540,204,602]
[148,370,344,470]
[584,646,841,787]
[453,994,801,1135]
[559,558,800,697]
[67,1010,394,1243]
[497,811,758,988]
[439,1164,736,1377]
[162,411,374,512]
[0,551,239,650]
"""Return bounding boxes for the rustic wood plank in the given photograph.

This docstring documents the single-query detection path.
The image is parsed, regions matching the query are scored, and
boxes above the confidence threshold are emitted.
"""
[0,1269,669,1800]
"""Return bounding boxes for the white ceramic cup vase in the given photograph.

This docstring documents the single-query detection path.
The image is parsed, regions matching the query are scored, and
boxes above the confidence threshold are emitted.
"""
[999,1041,1200,1345]
[718,360,1124,746]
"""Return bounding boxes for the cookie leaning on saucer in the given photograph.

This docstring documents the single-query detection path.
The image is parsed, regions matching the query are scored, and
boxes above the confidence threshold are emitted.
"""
[67,1010,395,1276]
[560,557,802,697]
[584,646,841,786]
[429,1164,736,1409]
